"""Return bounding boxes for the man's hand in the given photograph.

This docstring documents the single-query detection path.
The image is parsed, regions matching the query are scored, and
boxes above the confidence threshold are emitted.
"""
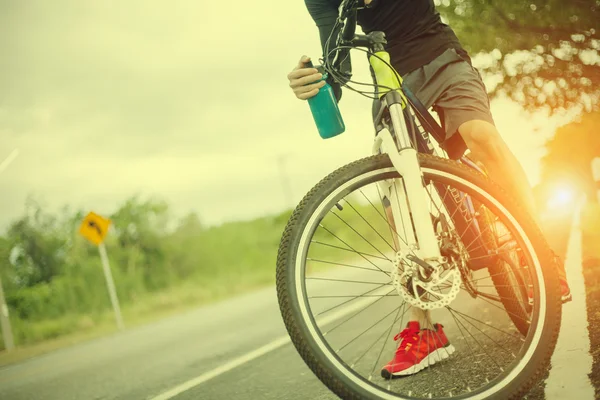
[287,55,326,100]
[364,0,372,4]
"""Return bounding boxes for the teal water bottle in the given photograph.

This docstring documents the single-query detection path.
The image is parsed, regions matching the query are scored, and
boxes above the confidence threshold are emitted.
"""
[305,61,345,139]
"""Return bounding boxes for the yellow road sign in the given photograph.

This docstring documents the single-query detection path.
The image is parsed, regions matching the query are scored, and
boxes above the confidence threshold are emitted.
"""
[79,212,111,245]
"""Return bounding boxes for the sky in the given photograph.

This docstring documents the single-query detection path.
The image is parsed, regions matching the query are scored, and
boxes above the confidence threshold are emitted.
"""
[0,1,575,233]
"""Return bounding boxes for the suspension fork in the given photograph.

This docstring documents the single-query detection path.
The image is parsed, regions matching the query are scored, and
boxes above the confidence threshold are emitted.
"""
[372,96,442,262]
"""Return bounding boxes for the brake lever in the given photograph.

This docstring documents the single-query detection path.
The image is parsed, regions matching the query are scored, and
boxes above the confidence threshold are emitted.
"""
[356,0,379,9]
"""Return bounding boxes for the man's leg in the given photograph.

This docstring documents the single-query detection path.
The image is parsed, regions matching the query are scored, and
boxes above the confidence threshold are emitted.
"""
[458,120,569,283]
[384,202,435,328]
[458,120,538,222]
[381,200,446,378]
[410,308,434,329]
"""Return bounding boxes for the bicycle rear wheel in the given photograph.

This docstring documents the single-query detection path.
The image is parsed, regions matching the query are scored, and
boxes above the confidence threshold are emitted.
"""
[276,153,561,400]
[475,206,533,337]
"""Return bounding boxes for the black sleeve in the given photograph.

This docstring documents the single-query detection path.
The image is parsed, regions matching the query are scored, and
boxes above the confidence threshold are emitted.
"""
[304,0,347,102]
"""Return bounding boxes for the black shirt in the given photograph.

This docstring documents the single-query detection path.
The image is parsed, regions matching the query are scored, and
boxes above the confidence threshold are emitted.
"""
[304,0,469,95]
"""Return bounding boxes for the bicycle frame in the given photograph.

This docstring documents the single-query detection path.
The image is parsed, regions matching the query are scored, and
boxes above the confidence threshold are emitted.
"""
[367,46,494,270]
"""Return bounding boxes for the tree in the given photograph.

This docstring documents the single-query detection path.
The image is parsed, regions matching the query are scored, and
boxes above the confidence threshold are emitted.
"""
[538,111,600,202]
[436,0,600,112]
[173,212,204,236]
[5,197,70,287]
[110,195,170,288]
[164,212,205,279]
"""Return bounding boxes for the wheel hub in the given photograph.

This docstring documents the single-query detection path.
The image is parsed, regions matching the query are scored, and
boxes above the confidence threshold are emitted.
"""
[391,251,461,310]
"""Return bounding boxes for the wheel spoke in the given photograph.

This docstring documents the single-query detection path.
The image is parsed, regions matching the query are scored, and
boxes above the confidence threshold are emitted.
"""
[452,309,518,358]
[307,258,387,274]
[319,225,391,277]
[307,277,392,285]
[351,303,410,368]
[447,308,505,372]
[446,307,526,340]
[343,198,396,252]
[337,305,402,353]
[370,305,403,377]
[392,179,411,245]
[310,294,399,298]
[329,209,392,261]
[372,185,409,247]
[323,289,398,335]
[472,294,531,324]
[315,283,391,316]
[311,241,389,261]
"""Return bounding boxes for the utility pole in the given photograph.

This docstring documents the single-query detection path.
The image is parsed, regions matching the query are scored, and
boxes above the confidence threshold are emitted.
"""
[276,154,294,210]
[0,277,14,351]
[0,149,19,352]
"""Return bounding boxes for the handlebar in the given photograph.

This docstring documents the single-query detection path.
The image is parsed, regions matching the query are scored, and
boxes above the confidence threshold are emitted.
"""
[328,0,387,83]
[329,0,358,82]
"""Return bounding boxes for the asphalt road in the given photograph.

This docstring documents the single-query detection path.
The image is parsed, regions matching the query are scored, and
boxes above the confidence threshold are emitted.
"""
[0,284,296,400]
[0,272,535,399]
[0,212,575,400]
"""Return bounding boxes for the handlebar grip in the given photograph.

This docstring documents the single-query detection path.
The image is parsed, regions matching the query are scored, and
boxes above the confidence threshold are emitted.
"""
[334,7,356,71]
[341,11,357,42]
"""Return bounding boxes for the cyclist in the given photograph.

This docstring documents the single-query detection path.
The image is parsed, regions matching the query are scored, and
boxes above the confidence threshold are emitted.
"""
[287,0,572,378]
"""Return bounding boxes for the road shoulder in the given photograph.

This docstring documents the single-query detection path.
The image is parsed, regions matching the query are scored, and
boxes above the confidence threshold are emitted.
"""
[545,200,595,399]
[581,202,600,399]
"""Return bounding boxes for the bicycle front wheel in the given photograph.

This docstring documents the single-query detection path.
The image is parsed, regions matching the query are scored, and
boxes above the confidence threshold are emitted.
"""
[276,153,561,400]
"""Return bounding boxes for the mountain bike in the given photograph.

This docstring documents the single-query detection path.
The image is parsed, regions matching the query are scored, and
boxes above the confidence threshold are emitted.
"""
[276,1,562,399]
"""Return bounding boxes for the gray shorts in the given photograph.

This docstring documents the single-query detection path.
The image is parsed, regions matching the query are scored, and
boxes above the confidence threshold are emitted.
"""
[373,48,495,159]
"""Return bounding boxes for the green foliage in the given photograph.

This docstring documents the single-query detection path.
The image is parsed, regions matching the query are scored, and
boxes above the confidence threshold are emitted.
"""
[6,197,70,287]
[436,0,599,112]
[0,196,299,349]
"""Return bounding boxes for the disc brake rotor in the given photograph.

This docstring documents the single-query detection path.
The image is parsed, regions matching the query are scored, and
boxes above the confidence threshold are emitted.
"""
[391,252,461,310]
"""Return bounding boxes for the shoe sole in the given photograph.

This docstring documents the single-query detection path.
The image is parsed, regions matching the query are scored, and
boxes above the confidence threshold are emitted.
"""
[381,344,456,379]
[528,293,572,306]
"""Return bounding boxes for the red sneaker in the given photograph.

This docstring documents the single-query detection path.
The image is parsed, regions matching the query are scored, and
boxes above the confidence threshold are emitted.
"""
[381,321,455,379]
[527,251,572,305]
[527,278,572,305]
[560,278,573,303]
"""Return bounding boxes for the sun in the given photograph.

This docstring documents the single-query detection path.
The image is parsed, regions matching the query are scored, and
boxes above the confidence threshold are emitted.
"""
[546,186,575,211]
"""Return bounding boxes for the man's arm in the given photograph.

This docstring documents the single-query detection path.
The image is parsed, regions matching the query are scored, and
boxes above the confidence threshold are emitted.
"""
[304,0,346,101]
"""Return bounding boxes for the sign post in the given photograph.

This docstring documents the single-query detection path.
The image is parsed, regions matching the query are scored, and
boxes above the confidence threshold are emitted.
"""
[78,212,124,331]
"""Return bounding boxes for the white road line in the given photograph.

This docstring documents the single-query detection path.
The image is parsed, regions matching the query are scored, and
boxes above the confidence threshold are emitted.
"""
[545,198,595,400]
[149,286,391,400]
[149,335,291,400]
